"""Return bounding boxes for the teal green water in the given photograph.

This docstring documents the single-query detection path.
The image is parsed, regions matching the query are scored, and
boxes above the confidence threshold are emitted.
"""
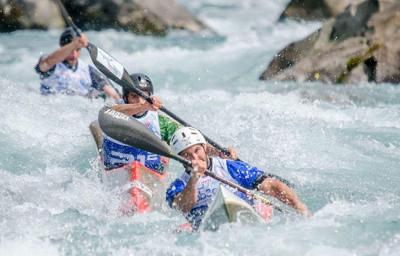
[0,1,399,255]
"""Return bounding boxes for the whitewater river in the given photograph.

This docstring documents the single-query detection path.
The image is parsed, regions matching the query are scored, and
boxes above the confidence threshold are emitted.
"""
[0,0,399,255]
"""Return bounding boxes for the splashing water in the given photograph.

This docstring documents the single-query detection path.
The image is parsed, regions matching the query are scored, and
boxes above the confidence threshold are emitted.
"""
[0,0,399,255]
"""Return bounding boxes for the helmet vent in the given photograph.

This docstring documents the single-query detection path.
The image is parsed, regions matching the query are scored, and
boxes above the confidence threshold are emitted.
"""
[170,127,206,154]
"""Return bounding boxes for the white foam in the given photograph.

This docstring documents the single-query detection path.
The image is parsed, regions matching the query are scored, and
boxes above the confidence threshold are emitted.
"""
[0,238,59,256]
[379,234,400,256]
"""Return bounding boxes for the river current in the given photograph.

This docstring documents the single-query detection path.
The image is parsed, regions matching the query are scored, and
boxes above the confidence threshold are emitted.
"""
[0,0,399,255]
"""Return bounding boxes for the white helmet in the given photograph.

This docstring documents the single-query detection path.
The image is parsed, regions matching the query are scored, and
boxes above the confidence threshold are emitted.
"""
[170,127,207,154]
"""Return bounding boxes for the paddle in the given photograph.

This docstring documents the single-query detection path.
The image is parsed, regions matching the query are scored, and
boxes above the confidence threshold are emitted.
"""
[53,0,232,157]
[53,0,293,187]
[54,0,133,88]
[98,106,284,212]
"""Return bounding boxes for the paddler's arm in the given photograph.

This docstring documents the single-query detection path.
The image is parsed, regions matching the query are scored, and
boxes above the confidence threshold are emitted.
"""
[258,178,311,217]
[172,174,200,213]
[88,66,121,101]
[172,160,206,213]
[102,85,121,101]
[112,95,162,116]
[38,34,88,72]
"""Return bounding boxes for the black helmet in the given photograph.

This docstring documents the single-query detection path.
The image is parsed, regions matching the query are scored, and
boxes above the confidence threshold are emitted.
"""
[123,73,154,103]
[59,27,76,46]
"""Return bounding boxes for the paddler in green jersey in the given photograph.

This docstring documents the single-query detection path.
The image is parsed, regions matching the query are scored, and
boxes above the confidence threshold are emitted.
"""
[101,73,178,213]
[102,73,237,172]
[102,73,179,172]
[101,73,237,213]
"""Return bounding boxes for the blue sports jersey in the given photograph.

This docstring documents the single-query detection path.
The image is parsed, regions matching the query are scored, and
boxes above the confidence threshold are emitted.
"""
[166,157,265,229]
[103,135,165,173]
[102,111,166,173]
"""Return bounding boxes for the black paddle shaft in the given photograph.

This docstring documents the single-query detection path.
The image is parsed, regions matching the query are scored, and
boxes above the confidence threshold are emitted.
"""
[54,0,81,36]
[171,153,265,197]
[121,83,234,158]
[54,0,101,56]
[162,107,232,157]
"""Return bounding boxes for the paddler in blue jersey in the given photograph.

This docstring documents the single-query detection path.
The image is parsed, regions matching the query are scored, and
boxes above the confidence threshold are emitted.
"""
[35,27,120,100]
[166,127,311,230]
[102,73,237,214]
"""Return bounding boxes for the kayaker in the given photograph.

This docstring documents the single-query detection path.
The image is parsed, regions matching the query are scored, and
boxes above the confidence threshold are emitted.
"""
[103,73,238,171]
[35,27,120,100]
[102,73,179,175]
[102,73,237,213]
[101,73,176,213]
[166,127,311,229]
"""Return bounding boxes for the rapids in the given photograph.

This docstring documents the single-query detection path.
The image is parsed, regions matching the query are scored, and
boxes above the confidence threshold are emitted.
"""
[0,0,399,255]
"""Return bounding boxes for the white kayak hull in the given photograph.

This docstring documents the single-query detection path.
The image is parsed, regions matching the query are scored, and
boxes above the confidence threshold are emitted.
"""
[202,185,265,231]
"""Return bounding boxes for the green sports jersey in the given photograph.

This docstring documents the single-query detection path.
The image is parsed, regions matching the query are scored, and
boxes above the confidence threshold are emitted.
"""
[159,114,180,144]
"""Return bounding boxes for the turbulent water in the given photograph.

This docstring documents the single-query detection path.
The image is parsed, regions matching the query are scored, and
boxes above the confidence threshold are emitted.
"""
[1,0,399,255]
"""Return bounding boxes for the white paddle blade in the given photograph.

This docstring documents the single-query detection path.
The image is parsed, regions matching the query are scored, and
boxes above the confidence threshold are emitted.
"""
[95,47,124,79]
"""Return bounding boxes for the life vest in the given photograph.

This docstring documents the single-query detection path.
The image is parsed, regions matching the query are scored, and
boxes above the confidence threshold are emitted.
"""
[39,59,92,96]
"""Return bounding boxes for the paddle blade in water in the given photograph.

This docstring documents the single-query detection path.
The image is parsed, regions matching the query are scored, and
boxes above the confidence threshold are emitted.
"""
[98,107,175,159]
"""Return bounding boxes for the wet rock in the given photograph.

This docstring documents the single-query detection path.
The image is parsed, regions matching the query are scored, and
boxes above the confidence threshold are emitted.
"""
[62,0,210,35]
[279,0,365,21]
[261,0,400,84]
[0,0,211,35]
[368,5,400,83]
[0,0,65,32]
[330,0,379,41]
[134,0,208,33]
[260,30,320,79]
